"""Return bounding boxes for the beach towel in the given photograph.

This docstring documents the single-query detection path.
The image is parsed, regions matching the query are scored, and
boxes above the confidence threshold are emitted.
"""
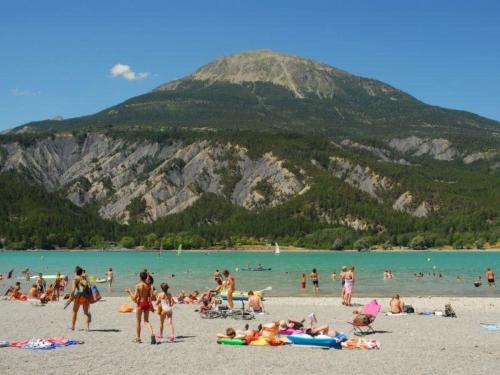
[385,312,408,316]
[361,299,381,317]
[119,304,134,313]
[341,338,380,350]
[0,341,9,348]
[9,337,82,350]
[480,323,500,332]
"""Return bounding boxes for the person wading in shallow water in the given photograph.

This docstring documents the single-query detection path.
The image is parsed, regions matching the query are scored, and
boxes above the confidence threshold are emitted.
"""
[486,268,495,288]
[310,268,319,294]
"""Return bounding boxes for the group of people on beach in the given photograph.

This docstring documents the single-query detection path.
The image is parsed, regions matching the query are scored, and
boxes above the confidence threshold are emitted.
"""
[300,266,356,306]
[2,272,68,303]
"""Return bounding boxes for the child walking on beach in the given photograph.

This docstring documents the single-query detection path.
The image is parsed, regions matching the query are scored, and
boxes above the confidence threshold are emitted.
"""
[132,271,156,344]
[157,283,175,342]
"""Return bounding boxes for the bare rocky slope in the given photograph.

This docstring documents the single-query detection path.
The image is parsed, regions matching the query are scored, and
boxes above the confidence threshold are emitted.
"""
[0,134,307,223]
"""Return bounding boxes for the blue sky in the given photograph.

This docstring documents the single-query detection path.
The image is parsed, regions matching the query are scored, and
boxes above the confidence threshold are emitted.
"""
[1,0,499,130]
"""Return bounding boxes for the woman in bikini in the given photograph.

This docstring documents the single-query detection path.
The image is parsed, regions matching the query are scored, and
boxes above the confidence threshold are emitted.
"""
[157,283,175,342]
[70,266,91,331]
[132,271,156,344]
[343,266,355,306]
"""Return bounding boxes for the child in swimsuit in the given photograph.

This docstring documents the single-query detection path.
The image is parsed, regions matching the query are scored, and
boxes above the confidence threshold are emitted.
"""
[132,271,156,344]
[157,283,175,342]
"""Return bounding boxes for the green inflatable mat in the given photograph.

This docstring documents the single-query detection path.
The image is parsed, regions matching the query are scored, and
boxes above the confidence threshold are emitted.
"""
[217,338,246,345]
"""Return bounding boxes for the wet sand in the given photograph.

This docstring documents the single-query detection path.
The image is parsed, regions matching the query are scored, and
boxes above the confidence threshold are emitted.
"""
[0,297,499,374]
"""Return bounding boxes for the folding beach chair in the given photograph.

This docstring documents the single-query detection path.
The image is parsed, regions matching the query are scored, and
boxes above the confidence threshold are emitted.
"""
[348,299,381,336]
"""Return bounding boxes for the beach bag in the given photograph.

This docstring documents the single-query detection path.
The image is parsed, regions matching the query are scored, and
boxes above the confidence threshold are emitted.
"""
[353,314,372,325]
[403,305,415,314]
[76,279,92,298]
[444,304,457,318]
[90,285,101,304]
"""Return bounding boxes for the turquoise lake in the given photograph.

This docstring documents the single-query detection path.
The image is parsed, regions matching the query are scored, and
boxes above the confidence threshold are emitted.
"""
[1,250,499,297]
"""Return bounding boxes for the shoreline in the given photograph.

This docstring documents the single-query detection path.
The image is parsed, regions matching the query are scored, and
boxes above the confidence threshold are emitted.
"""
[2,247,500,253]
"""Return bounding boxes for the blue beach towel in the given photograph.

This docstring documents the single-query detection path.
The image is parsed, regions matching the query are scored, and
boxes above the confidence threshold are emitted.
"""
[480,323,500,332]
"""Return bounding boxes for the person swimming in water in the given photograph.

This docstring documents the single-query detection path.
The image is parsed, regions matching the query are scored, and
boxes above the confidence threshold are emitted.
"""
[132,271,156,344]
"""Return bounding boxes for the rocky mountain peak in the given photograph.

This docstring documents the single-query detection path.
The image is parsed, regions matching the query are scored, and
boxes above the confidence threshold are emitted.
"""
[155,49,352,98]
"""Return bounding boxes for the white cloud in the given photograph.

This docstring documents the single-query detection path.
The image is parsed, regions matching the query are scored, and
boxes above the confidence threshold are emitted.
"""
[110,63,150,81]
[11,88,40,97]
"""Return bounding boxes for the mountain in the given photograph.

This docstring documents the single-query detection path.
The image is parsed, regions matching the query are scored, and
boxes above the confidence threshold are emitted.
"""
[1,50,499,250]
[14,50,500,148]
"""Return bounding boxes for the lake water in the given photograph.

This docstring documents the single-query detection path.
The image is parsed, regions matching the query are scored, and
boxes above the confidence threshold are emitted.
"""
[1,250,499,298]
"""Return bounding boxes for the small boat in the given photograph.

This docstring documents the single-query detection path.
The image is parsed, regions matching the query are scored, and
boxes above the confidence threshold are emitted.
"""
[30,274,65,280]
[240,267,272,272]
[177,244,182,256]
[275,242,280,255]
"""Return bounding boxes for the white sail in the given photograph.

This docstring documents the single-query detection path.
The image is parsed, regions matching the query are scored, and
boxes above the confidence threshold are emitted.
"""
[177,244,182,255]
[275,242,280,254]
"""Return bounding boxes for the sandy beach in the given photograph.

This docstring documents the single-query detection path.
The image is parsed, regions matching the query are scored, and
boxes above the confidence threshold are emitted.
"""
[1,296,499,375]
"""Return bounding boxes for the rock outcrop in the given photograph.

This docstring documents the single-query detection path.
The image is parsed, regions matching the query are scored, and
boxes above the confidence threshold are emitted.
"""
[0,134,307,223]
[388,136,458,161]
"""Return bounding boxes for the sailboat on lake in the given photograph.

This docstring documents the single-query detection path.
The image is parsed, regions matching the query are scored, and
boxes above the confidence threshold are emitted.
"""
[275,242,280,255]
[177,244,182,256]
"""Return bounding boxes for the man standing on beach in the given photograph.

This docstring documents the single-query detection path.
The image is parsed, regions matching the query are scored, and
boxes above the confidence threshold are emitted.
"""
[486,268,495,288]
[223,270,235,309]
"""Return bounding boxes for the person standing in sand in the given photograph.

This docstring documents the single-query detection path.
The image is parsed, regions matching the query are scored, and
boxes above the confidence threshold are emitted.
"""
[486,268,495,288]
[54,273,62,301]
[157,283,175,342]
[223,270,235,309]
[70,266,91,331]
[310,268,319,294]
[132,271,156,344]
[343,266,355,306]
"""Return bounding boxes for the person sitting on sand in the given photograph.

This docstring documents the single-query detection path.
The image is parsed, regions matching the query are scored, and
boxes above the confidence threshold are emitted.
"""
[8,282,22,300]
[199,299,213,316]
[247,291,264,313]
[185,291,200,304]
[389,294,404,314]
[157,283,175,342]
[39,284,55,304]
[132,271,156,344]
[27,284,38,299]
[176,291,186,304]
